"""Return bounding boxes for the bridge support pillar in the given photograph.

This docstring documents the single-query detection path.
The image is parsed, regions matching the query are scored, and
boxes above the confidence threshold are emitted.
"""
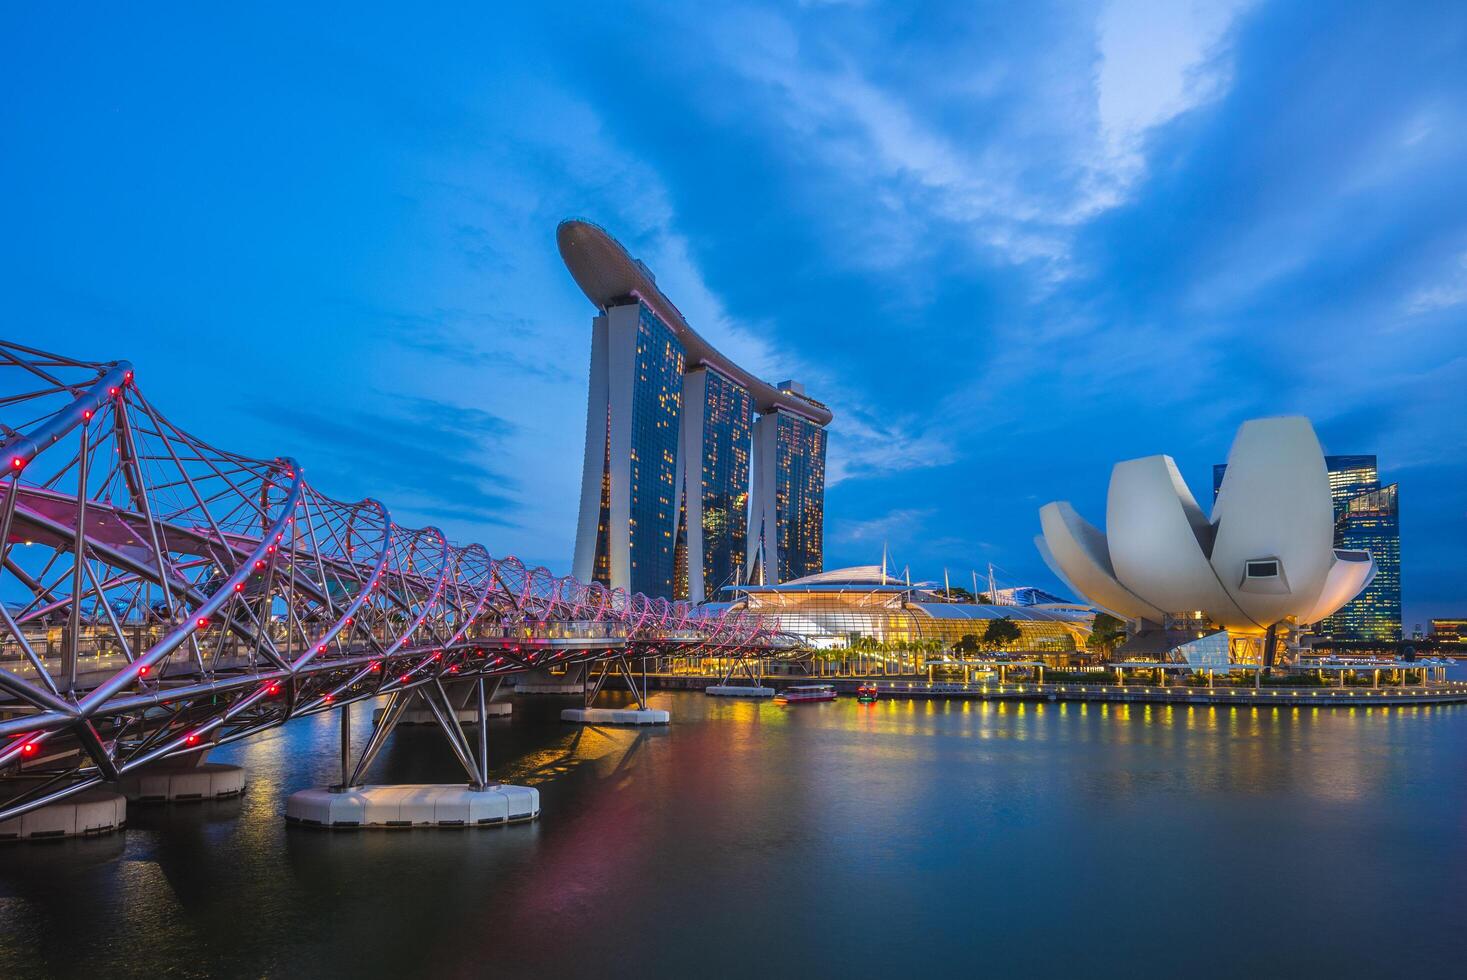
[514,663,586,695]
[0,788,126,841]
[285,679,539,830]
[706,654,774,697]
[562,655,670,725]
[116,751,247,804]
[374,677,512,726]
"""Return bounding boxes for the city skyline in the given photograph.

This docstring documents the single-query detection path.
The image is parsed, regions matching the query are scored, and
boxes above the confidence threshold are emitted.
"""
[1,4,1462,625]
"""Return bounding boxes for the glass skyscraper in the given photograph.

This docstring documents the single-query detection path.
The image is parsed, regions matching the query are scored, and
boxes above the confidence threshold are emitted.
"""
[1213,454,1401,641]
[774,411,827,582]
[675,367,752,602]
[748,402,828,585]
[574,300,685,598]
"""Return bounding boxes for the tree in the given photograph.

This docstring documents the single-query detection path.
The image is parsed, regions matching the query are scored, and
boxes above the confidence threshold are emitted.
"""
[934,586,974,602]
[953,633,982,656]
[1087,613,1128,654]
[982,617,1023,651]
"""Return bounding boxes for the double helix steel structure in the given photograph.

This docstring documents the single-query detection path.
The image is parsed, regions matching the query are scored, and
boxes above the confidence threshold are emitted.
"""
[0,341,781,822]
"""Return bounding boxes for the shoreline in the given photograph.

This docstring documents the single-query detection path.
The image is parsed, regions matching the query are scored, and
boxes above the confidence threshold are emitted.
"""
[646,674,1467,708]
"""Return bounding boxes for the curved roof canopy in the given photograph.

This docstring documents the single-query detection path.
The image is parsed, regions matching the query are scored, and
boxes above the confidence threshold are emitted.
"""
[557,219,833,425]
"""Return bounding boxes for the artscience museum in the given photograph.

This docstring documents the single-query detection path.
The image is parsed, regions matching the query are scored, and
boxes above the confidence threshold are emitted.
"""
[1037,417,1376,668]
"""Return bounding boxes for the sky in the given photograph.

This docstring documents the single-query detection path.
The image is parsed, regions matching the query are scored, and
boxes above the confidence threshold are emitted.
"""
[2,1,1464,627]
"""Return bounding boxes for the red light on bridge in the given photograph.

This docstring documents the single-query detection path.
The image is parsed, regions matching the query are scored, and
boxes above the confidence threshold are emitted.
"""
[184,733,200,746]
[400,674,411,685]
[266,545,276,555]
[234,583,244,593]
[254,560,266,570]
[432,652,441,661]
[196,617,209,629]
[9,457,23,470]
[369,662,381,673]
[323,693,335,704]
[266,682,281,696]
[138,664,150,677]
[108,386,119,397]
[316,644,327,654]
[21,741,38,757]
[345,617,354,626]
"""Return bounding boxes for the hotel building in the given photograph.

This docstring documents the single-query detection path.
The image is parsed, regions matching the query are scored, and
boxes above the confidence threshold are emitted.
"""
[559,220,832,601]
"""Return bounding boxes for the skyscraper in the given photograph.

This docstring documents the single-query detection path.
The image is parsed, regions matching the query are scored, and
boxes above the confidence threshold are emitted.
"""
[676,366,753,602]
[561,220,832,600]
[748,397,828,584]
[574,301,685,598]
[1213,453,1401,641]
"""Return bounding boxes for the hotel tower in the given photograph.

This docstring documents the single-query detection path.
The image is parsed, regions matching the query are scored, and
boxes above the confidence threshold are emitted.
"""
[559,220,832,601]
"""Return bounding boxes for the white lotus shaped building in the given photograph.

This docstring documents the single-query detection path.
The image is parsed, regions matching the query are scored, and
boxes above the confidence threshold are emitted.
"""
[1036,417,1375,661]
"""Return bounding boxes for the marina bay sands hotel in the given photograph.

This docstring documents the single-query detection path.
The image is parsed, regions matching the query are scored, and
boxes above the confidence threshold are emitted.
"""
[559,220,833,602]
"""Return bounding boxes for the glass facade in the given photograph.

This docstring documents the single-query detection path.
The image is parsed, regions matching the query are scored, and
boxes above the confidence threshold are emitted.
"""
[1214,454,1401,641]
[1323,482,1400,641]
[625,303,685,597]
[697,370,752,599]
[774,412,827,582]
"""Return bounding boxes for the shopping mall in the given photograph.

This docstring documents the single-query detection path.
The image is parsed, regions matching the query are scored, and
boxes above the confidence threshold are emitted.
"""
[701,564,1098,673]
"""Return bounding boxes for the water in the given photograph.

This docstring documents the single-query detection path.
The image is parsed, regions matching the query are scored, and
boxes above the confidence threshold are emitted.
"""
[4,690,1467,978]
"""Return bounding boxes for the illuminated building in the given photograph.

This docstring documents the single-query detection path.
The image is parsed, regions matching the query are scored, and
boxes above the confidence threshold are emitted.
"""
[1041,417,1374,667]
[747,395,828,585]
[720,565,1095,666]
[561,220,832,599]
[1214,453,1401,642]
[677,366,753,602]
[1430,619,1467,642]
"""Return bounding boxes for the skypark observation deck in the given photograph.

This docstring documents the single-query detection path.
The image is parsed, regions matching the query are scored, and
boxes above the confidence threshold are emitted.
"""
[0,340,793,834]
[557,220,832,427]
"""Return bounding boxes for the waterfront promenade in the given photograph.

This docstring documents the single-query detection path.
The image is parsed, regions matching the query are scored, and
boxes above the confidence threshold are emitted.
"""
[652,673,1467,707]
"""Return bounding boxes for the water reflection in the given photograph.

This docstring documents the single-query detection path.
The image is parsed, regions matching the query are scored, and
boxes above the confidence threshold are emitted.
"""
[4,691,1467,978]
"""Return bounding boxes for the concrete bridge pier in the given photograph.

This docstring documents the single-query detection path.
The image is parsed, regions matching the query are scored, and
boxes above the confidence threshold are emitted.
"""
[1,743,245,841]
[286,677,539,830]
[562,655,669,726]
[115,747,247,804]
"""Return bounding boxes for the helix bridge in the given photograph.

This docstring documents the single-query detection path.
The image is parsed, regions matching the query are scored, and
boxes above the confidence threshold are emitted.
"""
[0,340,786,826]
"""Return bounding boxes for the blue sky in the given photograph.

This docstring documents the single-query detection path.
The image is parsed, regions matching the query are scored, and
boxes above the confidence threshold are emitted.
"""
[3,2,1463,626]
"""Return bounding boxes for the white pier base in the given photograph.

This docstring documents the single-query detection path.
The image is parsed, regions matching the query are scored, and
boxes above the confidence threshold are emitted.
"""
[0,789,126,840]
[119,762,247,803]
[374,703,512,726]
[706,685,776,698]
[561,707,670,726]
[285,784,540,829]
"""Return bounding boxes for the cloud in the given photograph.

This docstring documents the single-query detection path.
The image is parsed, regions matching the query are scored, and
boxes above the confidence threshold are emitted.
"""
[825,411,955,486]
[1404,250,1467,315]
[246,395,520,535]
[693,1,1255,280]
[832,507,934,545]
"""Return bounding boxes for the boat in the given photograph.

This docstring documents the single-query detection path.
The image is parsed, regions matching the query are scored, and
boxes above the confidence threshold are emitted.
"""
[774,684,837,704]
[856,684,879,703]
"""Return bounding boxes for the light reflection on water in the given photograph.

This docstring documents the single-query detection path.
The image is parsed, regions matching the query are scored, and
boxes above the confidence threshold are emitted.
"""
[3,690,1467,978]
